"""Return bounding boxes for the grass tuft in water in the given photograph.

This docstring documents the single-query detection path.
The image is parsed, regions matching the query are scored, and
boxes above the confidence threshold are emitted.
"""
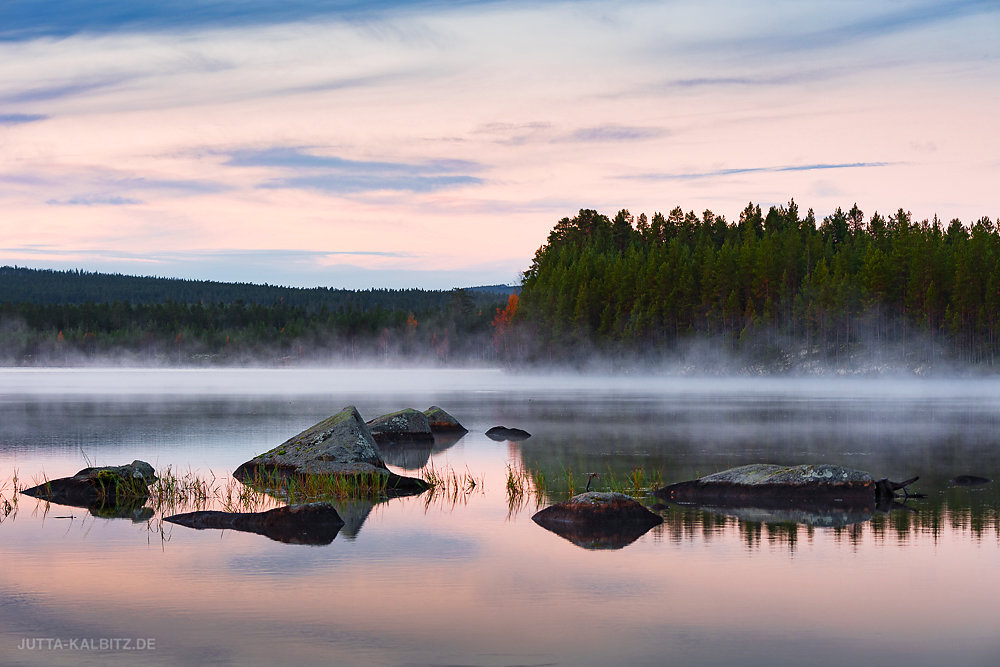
[149,466,216,512]
[0,469,21,522]
[421,465,485,510]
[505,463,664,513]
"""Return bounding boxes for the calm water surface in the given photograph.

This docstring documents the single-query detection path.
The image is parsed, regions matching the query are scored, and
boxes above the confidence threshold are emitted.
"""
[1,369,998,666]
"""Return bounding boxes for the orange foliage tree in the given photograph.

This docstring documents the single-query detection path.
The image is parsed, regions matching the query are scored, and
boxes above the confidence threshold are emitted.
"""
[491,293,519,356]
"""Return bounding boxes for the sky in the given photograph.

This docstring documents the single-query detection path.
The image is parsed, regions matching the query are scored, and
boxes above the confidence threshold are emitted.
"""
[0,1,998,290]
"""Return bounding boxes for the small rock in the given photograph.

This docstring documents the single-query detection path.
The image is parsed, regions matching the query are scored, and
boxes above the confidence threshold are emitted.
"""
[20,460,157,507]
[422,406,467,433]
[485,426,531,441]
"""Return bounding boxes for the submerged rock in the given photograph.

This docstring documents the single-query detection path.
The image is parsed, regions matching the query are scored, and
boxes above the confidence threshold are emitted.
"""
[164,503,345,545]
[654,463,916,511]
[423,406,467,434]
[232,406,427,496]
[366,408,434,444]
[20,460,157,507]
[532,492,663,550]
[485,426,531,441]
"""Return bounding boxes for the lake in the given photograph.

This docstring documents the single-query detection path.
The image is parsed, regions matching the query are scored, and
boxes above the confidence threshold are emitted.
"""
[1,368,998,666]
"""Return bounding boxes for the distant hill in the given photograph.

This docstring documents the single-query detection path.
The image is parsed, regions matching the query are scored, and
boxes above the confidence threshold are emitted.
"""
[0,266,511,365]
[0,265,506,312]
[464,284,521,295]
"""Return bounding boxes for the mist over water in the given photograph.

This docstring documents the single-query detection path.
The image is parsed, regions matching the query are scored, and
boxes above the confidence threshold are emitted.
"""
[1,367,998,666]
[6,365,1000,400]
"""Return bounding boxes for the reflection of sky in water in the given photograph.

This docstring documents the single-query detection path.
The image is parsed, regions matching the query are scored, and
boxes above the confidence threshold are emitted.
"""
[1,369,999,665]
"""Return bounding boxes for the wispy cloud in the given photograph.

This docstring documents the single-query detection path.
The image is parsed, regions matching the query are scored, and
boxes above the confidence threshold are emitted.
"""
[713,0,999,57]
[46,195,144,206]
[0,113,47,125]
[0,77,134,104]
[566,125,667,143]
[472,122,553,146]
[224,147,484,194]
[804,0,998,50]
[0,0,504,41]
[658,68,835,89]
[625,162,893,181]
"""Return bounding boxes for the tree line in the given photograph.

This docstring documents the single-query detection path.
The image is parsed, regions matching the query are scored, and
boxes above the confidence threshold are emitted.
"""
[0,267,513,365]
[515,203,1000,370]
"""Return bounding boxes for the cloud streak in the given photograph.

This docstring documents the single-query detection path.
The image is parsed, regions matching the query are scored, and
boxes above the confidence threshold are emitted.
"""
[225,147,484,194]
[707,0,1000,58]
[0,113,47,125]
[566,125,667,143]
[46,195,144,206]
[0,0,504,41]
[625,162,893,181]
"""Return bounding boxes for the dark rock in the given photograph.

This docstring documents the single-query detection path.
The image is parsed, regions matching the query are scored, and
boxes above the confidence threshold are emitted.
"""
[423,406,467,434]
[366,408,434,444]
[950,475,992,486]
[532,492,663,550]
[20,460,157,507]
[654,463,916,512]
[164,503,345,545]
[232,406,427,496]
[485,426,531,441]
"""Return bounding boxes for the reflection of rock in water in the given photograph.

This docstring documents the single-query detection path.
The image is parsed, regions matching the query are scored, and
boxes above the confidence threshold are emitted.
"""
[327,497,384,539]
[532,492,663,550]
[693,505,873,528]
[379,430,466,470]
[22,482,155,524]
[379,442,433,470]
[533,519,661,550]
[88,500,155,523]
[950,475,992,486]
[430,431,465,454]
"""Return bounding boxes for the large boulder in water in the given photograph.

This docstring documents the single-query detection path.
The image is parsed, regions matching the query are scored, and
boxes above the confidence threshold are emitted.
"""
[654,463,909,511]
[532,492,663,550]
[164,503,345,545]
[20,460,156,507]
[422,406,467,434]
[366,408,433,444]
[233,406,427,495]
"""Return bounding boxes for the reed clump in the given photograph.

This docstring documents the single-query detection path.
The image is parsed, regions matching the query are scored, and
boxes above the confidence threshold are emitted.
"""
[149,466,216,511]
[231,467,413,507]
[418,465,484,511]
[505,463,542,518]
[508,463,664,507]
[0,469,21,523]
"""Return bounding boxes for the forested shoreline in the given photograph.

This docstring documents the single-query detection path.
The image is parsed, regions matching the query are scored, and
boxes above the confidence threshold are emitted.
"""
[0,267,512,365]
[7,197,1000,372]
[514,202,1000,371]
